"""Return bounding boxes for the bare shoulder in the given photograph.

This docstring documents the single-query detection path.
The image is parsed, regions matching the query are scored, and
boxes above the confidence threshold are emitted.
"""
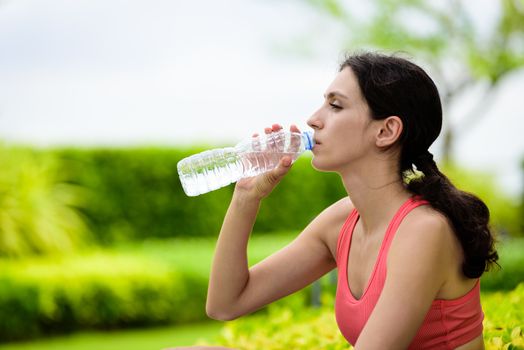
[309,196,354,260]
[397,205,454,246]
[321,196,354,222]
[389,204,458,276]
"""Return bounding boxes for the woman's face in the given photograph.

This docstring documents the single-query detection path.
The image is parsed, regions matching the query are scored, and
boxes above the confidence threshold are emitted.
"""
[307,67,379,173]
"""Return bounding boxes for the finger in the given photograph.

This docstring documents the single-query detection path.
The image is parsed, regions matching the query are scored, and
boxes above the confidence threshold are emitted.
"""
[271,123,284,152]
[264,156,292,186]
[288,124,301,153]
[263,127,273,152]
[280,155,292,167]
[274,128,285,152]
[265,126,278,152]
[252,132,261,152]
[271,123,283,132]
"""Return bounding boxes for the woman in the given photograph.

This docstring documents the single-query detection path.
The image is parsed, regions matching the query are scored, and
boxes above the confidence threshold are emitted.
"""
[171,52,498,349]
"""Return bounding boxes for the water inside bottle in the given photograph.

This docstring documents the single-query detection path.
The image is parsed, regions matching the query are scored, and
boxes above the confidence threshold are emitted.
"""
[240,151,300,177]
[179,150,300,196]
[178,154,244,196]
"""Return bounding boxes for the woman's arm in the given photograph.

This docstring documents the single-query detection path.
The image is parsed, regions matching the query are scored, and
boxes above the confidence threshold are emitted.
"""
[206,190,346,321]
[206,124,347,321]
[354,211,454,349]
[205,189,261,321]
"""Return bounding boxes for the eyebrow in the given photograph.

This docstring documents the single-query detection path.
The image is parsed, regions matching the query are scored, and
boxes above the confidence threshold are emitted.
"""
[324,91,349,100]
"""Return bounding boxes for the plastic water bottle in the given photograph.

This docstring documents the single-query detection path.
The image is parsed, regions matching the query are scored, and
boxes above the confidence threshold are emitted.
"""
[177,130,314,196]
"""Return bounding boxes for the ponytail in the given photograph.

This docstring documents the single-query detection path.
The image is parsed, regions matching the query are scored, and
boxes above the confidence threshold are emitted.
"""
[407,151,499,278]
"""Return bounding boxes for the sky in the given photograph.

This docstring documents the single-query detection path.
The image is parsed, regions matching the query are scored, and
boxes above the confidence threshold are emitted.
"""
[0,0,523,196]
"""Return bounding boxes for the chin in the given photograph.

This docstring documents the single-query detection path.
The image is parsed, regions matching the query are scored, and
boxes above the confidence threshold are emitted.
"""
[311,156,336,173]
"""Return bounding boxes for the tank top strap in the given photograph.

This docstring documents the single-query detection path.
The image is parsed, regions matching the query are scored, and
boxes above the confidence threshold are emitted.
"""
[380,196,430,258]
[336,208,359,266]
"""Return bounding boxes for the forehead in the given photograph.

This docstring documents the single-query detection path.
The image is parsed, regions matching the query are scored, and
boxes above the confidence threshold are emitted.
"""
[325,67,363,100]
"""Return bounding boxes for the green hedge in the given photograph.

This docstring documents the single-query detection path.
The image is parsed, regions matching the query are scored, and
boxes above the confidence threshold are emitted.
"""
[52,148,346,244]
[0,253,207,342]
[53,147,234,243]
[1,144,520,253]
[201,284,524,350]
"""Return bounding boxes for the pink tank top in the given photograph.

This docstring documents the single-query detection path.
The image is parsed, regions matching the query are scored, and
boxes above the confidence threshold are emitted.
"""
[335,197,484,349]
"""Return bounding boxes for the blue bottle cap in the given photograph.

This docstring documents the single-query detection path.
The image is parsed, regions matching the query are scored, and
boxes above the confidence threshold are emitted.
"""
[302,131,314,150]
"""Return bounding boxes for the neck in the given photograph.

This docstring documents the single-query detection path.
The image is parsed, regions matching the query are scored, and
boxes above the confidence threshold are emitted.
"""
[339,160,412,234]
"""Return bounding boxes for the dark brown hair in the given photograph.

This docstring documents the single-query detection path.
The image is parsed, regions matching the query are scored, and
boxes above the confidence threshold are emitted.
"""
[340,52,498,278]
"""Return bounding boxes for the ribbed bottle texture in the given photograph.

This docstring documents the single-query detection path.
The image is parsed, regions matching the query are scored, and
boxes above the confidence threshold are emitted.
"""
[177,131,314,196]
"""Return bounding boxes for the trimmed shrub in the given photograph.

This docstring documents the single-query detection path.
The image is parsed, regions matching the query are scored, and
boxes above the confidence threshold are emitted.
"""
[0,252,207,342]
[53,147,233,243]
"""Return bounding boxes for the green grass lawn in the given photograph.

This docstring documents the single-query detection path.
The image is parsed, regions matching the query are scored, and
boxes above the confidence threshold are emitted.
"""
[113,231,298,279]
[0,231,298,287]
[0,321,224,350]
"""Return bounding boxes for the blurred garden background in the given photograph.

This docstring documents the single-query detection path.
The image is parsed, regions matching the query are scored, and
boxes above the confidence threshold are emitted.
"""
[0,0,523,349]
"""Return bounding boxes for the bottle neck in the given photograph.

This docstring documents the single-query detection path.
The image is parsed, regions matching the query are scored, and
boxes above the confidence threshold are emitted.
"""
[302,131,314,150]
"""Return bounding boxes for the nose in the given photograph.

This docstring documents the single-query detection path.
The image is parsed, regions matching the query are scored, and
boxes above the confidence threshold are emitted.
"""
[307,108,323,130]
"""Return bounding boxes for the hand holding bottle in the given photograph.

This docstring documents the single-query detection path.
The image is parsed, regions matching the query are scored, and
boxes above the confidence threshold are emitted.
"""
[234,124,302,201]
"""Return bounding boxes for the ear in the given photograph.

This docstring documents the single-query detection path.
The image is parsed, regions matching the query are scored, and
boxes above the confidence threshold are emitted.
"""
[375,116,403,148]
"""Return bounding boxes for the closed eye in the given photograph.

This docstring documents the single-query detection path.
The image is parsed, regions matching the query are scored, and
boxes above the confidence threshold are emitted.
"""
[329,103,342,110]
